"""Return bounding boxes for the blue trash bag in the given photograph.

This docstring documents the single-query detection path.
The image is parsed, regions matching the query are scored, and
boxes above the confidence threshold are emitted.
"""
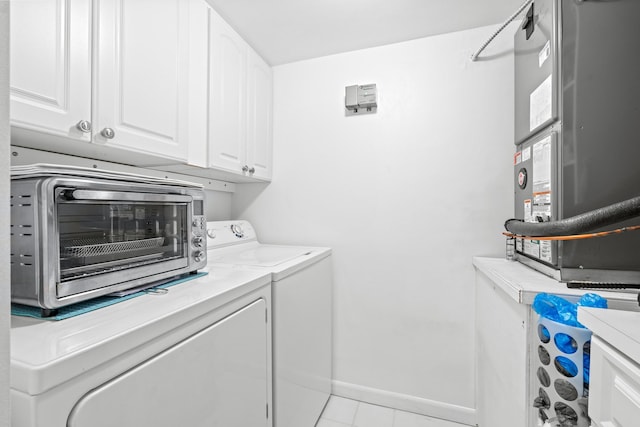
[533,293,608,329]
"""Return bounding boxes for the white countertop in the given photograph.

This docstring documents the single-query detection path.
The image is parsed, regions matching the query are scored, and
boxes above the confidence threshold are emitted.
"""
[579,307,640,363]
[473,256,640,308]
[11,267,272,395]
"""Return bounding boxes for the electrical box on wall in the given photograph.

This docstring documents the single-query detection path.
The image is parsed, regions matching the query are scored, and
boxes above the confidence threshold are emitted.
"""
[345,84,377,115]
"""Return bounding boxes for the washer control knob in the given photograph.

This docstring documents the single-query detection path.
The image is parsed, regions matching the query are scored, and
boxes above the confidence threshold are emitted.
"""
[207,229,216,239]
[230,223,244,238]
[192,236,204,248]
[194,250,205,262]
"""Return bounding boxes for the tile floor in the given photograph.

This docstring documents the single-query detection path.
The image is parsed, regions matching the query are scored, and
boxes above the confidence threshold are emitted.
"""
[316,396,470,427]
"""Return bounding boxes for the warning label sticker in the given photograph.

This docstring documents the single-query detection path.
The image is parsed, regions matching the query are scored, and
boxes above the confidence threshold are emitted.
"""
[530,75,553,131]
[524,239,540,258]
[524,199,532,223]
[533,136,552,194]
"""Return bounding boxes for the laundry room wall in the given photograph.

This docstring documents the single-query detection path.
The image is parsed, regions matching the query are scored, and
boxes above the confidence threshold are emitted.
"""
[204,190,233,220]
[232,24,515,424]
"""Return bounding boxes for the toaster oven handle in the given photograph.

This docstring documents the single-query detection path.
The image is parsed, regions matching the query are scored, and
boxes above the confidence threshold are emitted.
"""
[62,189,193,203]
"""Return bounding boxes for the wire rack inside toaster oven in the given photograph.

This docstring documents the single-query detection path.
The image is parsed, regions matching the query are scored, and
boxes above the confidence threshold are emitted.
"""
[61,237,165,258]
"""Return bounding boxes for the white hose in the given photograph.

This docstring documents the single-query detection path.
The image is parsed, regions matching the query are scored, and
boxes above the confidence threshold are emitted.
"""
[470,0,534,62]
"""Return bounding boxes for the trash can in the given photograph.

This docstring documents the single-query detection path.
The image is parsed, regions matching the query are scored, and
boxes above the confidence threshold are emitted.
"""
[534,315,592,427]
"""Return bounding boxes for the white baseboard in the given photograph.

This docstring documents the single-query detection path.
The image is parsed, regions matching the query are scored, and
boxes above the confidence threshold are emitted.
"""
[331,380,477,426]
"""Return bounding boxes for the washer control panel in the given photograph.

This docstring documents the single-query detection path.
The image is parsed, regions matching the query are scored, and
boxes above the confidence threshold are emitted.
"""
[206,220,257,249]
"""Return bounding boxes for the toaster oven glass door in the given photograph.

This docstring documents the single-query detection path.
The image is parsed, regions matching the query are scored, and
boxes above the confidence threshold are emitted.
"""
[56,190,190,282]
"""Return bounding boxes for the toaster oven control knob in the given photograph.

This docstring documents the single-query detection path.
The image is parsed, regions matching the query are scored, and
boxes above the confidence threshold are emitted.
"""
[192,236,204,248]
[194,251,205,262]
[230,224,244,238]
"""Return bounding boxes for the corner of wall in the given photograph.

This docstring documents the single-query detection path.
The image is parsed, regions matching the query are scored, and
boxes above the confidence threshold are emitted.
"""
[0,1,11,425]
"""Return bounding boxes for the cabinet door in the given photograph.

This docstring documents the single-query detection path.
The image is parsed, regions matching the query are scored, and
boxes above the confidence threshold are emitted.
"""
[475,269,530,427]
[10,0,91,140]
[67,298,270,427]
[184,0,212,168]
[246,50,273,180]
[590,336,640,427]
[94,0,190,161]
[208,10,247,174]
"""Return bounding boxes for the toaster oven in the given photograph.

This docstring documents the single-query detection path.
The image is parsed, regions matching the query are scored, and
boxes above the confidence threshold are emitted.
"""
[10,165,207,314]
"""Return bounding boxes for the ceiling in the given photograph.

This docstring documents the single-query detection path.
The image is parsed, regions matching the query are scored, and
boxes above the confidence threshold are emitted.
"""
[206,0,526,65]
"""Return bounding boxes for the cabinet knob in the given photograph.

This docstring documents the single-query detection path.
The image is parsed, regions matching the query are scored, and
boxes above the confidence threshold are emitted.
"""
[76,120,92,133]
[249,167,255,174]
[101,128,115,139]
[242,165,249,173]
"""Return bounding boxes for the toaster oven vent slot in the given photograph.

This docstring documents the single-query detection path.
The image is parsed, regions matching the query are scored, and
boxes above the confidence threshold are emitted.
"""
[11,253,34,267]
[16,224,33,237]
[13,194,32,207]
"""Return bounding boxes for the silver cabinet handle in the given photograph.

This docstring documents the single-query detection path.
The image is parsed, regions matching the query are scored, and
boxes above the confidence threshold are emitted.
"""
[101,128,115,139]
[76,120,92,133]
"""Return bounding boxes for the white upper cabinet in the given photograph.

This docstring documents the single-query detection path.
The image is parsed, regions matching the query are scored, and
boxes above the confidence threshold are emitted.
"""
[10,0,92,140]
[93,0,190,160]
[10,0,198,165]
[246,50,273,181]
[10,0,273,181]
[209,11,248,175]
[207,8,273,181]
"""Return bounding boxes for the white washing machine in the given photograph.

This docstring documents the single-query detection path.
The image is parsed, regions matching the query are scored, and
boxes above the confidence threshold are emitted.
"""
[206,220,333,427]
[10,268,274,427]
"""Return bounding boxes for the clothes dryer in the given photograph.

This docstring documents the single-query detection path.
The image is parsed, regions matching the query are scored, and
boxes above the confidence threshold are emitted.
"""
[206,220,332,427]
[10,269,273,427]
